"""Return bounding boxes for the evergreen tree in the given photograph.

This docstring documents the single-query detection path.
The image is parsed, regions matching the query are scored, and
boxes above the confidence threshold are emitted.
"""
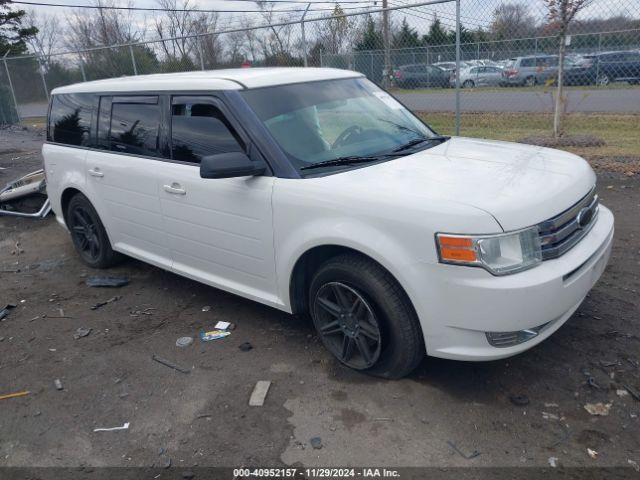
[0,0,37,55]
[422,14,449,46]
[355,16,383,51]
[393,18,420,49]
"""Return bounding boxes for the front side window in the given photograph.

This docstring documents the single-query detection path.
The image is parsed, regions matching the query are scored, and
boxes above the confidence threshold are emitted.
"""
[48,93,94,146]
[171,97,244,163]
[241,77,439,175]
[109,97,160,156]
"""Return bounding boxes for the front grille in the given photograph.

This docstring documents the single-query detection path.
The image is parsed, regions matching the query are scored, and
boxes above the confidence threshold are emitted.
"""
[537,187,599,260]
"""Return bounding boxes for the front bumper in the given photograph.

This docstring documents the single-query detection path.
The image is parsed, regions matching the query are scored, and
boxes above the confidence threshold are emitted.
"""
[414,205,614,361]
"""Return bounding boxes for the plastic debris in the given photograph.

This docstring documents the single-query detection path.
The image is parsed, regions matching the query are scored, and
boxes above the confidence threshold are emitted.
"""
[617,389,629,397]
[176,336,194,348]
[447,440,481,459]
[91,296,120,310]
[0,390,30,401]
[0,303,16,321]
[201,306,211,312]
[586,377,601,389]
[587,448,598,459]
[310,437,323,450]
[628,460,640,472]
[623,384,640,402]
[249,380,271,406]
[94,422,130,432]
[542,412,560,421]
[509,394,529,406]
[74,327,92,339]
[0,170,51,219]
[200,330,230,341]
[548,457,558,468]
[86,276,129,288]
[152,354,190,374]
[54,379,63,390]
[214,321,231,330]
[239,342,253,352]
[584,403,611,416]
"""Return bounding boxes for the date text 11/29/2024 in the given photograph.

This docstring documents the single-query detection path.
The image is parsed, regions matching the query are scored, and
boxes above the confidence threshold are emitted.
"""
[233,467,401,478]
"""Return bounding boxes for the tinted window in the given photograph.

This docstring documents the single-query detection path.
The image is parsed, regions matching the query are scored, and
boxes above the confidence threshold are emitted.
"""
[109,98,160,156]
[48,93,94,146]
[520,58,535,67]
[171,98,244,163]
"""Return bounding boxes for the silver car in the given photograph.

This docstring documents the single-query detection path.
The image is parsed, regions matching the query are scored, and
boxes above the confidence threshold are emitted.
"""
[455,65,504,88]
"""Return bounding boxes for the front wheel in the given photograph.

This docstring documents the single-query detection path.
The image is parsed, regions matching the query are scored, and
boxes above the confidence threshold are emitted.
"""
[524,76,536,87]
[462,80,475,88]
[596,74,610,86]
[309,253,424,379]
[67,193,122,268]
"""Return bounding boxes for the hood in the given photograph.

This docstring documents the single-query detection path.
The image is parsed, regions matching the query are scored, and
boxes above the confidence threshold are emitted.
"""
[322,136,596,231]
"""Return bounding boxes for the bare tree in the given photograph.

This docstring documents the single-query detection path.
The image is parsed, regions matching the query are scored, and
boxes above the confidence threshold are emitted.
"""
[491,3,537,40]
[544,0,587,137]
[255,3,297,64]
[313,5,356,56]
[24,10,60,68]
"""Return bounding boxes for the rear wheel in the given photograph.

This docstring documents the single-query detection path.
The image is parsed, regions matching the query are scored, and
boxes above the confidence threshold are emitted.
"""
[524,76,536,87]
[596,73,610,86]
[462,80,475,88]
[67,193,121,268]
[309,253,424,379]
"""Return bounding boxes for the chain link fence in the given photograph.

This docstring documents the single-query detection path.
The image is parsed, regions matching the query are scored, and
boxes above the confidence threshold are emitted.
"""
[2,0,639,136]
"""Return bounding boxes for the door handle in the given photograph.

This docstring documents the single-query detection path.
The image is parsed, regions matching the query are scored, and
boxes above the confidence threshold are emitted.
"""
[88,168,104,178]
[163,183,186,195]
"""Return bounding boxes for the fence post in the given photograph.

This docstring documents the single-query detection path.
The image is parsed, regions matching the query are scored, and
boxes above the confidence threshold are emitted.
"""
[129,45,138,75]
[78,54,87,81]
[319,49,323,67]
[382,0,391,88]
[454,0,460,136]
[477,42,480,60]
[38,56,49,101]
[2,51,21,124]
[197,38,205,70]
[301,3,311,67]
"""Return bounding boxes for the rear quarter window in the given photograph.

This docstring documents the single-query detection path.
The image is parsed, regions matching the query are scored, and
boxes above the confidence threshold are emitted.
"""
[48,93,94,146]
[109,98,160,157]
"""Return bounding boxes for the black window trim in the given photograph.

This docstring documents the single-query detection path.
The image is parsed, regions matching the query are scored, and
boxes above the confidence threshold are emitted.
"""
[45,90,273,176]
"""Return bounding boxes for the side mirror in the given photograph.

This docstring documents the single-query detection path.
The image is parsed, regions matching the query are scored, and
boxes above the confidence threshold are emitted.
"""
[199,152,266,179]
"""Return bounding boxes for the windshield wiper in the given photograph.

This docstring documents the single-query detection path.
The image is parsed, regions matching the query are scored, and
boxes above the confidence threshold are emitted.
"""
[300,155,392,171]
[392,135,450,152]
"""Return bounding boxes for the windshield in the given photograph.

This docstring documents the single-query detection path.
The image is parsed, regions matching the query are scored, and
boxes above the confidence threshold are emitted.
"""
[241,77,439,175]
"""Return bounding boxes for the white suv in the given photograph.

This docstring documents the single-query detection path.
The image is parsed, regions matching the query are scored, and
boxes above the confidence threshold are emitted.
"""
[43,68,614,378]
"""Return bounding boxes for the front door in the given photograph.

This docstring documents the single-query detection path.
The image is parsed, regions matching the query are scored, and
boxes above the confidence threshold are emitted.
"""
[156,96,279,306]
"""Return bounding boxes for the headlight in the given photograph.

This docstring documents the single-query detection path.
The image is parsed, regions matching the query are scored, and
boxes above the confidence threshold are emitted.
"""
[436,227,542,275]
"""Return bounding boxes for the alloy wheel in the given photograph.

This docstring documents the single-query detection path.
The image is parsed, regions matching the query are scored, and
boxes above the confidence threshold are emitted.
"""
[70,206,101,262]
[313,282,382,370]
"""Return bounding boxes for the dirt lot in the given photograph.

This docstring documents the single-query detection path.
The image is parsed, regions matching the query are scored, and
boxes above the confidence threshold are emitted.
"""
[1,126,639,474]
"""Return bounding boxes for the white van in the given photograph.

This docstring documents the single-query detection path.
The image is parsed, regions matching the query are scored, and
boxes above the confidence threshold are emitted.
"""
[43,68,613,378]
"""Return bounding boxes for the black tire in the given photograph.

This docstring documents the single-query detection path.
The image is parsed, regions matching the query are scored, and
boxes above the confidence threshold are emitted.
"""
[309,253,424,379]
[462,80,474,89]
[524,76,536,87]
[66,193,122,268]
[596,74,610,86]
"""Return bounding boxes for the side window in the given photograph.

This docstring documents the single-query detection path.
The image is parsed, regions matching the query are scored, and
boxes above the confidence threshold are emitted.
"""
[171,97,244,163]
[109,97,160,157]
[48,93,94,146]
[521,58,534,67]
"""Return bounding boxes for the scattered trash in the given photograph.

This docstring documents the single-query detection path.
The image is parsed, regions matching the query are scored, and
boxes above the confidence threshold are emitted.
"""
[599,359,618,367]
[584,403,611,416]
[74,327,92,339]
[548,457,558,468]
[201,306,211,312]
[586,377,601,389]
[0,303,16,321]
[587,448,598,459]
[239,342,253,352]
[0,390,30,401]
[54,379,63,391]
[544,403,559,408]
[200,330,231,341]
[93,422,130,432]
[628,459,640,472]
[623,384,640,402]
[214,321,231,330]
[129,307,155,317]
[91,296,120,310]
[176,336,194,348]
[0,169,51,219]
[542,412,560,421]
[249,380,271,406]
[617,389,629,397]
[509,394,530,406]
[152,354,190,374]
[86,276,130,288]
[310,436,323,450]
[447,440,481,459]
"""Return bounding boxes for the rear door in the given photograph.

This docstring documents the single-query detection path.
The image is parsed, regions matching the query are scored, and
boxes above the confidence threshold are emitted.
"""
[85,95,171,268]
[156,95,279,306]
[483,66,503,86]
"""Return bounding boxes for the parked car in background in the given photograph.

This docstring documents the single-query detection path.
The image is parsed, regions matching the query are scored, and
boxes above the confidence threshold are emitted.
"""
[563,50,640,85]
[501,55,559,86]
[394,64,449,88]
[455,65,504,88]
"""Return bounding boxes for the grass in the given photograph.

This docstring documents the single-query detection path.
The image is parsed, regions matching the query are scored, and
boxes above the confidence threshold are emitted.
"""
[391,82,640,95]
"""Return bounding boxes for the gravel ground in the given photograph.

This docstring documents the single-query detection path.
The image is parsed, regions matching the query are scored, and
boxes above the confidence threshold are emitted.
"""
[1,127,639,474]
